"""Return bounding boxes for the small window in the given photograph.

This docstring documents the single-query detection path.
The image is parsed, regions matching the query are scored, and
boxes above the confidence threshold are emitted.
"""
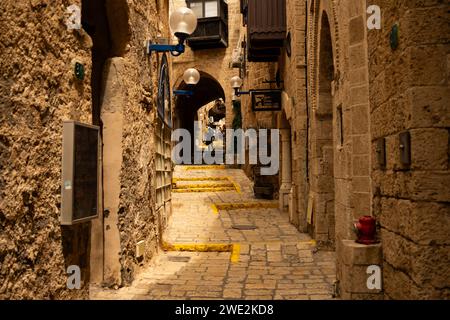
[204,0,218,17]
[187,0,219,18]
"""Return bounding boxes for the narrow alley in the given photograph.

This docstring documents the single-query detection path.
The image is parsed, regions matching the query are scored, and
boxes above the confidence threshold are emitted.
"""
[91,166,335,300]
[1,0,449,303]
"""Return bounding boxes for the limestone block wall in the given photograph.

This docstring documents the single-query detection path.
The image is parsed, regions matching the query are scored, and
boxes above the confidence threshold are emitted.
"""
[367,0,450,299]
[306,0,372,251]
[0,0,169,298]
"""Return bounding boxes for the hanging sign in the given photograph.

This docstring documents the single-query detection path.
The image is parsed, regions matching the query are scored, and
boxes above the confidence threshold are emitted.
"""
[250,89,282,111]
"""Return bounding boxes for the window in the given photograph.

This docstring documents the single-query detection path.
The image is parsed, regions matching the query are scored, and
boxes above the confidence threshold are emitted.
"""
[190,1,203,18]
[187,0,219,18]
[204,0,218,17]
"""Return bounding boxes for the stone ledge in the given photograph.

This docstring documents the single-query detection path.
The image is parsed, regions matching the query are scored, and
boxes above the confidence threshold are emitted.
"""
[341,239,382,266]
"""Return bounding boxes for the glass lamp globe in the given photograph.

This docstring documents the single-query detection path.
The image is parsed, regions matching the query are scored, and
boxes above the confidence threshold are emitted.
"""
[230,76,243,89]
[183,68,200,85]
[169,7,198,40]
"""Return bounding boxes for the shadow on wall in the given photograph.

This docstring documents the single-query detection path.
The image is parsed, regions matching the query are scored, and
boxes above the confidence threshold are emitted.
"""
[61,223,91,292]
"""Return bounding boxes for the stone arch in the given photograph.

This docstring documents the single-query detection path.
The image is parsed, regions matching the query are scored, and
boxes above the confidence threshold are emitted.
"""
[173,70,226,131]
[307,4,338,247]
[309,1,341,111]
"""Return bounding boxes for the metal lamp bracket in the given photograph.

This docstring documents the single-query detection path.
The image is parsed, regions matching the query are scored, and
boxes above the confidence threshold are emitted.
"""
[145,40,185,57]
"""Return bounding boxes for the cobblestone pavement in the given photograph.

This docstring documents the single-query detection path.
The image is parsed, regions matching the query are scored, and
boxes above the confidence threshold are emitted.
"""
[91,166,336,300]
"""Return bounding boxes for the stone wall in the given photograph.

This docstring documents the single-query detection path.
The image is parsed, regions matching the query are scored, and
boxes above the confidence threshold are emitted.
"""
[304,0,376,298]
[0,0,93,299]
[0,0,168,298]
[368,0,450,299]
[102,0,170,289]
[305,0,372,251]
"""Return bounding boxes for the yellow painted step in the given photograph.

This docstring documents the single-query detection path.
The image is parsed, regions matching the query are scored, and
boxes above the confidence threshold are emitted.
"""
[173,186,236,193]
[172,177,229,183]
[162,241,241,263]
[184,165,226,170]
[173,182,235,189]
[210,201,279,214]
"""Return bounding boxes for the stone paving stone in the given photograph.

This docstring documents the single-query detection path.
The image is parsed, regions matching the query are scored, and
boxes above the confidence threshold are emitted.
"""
[90,166,336,300]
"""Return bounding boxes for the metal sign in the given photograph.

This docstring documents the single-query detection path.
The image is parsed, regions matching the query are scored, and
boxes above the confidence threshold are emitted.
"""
[250,89,282,111]
[61,121,100,225]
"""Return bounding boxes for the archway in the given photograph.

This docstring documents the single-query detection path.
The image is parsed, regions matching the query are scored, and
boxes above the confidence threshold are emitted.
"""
[173,71,226,163]
[309,11,335,247]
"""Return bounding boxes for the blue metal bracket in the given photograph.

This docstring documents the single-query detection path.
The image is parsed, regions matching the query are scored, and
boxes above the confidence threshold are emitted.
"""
[173,90,194,96]
[146,41,186,57]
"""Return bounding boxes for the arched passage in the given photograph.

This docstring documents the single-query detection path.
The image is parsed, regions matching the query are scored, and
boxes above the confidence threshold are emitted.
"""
[174,71,226,133]
[173,72,226,162]
[309,11,336,247]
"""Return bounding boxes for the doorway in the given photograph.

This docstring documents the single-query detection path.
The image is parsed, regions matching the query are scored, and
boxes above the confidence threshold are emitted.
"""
[309,11,336,247]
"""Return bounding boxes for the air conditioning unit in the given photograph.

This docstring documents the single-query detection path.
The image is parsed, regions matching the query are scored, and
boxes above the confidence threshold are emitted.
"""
[231,48,243,68]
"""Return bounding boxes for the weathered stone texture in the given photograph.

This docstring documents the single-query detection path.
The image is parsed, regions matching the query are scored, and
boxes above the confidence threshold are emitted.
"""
[369,0,450,299]
[0,0,168,298]
[0,0,93,299]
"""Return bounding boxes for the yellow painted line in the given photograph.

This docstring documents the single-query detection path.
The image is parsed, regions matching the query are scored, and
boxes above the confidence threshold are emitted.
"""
[231,244,240,263]
[211,204,219,215]
[212,202,279,212]
[161,241,313,263]
[172,177,229,183]
[227,177,241,194]
[173,182,235,189]
[172,186,236,193]
[162,242,233,252]
[184,165,226,170]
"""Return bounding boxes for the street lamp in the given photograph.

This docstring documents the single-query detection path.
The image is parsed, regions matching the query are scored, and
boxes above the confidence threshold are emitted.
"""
[230,76,249,96]
[174,68,201,96]
[147,7,198,56]
[183,68,201,85]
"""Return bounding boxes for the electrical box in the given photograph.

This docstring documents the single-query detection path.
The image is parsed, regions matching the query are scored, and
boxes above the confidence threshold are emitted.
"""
[399,131,411,167]
[376,138,386,169]
[61,121,100,225]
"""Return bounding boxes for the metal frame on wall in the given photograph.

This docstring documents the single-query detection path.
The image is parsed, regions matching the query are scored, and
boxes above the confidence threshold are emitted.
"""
[155,53,173,227]
[157,53,172,128]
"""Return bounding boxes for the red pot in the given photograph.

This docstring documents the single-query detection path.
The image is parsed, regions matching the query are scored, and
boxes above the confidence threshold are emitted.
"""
[354,216,378,245]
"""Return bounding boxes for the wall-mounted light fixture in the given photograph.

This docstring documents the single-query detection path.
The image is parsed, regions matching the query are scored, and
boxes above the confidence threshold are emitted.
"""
[146,7,198,56]
[173,68,201,96]
[230,76,250,97]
